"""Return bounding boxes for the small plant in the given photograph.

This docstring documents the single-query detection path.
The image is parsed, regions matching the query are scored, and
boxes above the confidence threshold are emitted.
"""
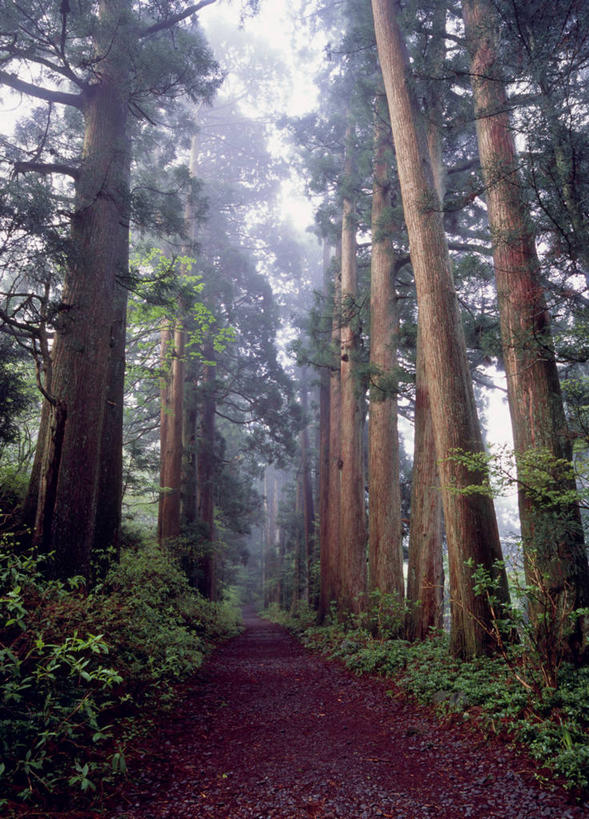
[0,534,241,812]
[469,556,588,692]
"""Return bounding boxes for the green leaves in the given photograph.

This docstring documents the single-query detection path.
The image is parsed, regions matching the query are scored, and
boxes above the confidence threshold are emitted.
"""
[0,534,240,810]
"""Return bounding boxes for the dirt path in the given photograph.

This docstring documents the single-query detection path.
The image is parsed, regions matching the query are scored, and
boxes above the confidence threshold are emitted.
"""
[113,609,586,818]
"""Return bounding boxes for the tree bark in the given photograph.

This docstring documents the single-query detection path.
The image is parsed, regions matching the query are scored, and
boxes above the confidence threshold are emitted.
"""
[406,7,446,640]
[463,0,589,655]
[197,354,216,599]
[338,124,367,614]
[299,368,315,606]
[325,248,342,616]
[158,318,185,545]
[406,331,445,640]
[368,99,404,600]
[33,0,131,579]
[371,0,509,657]
[93,270,129,569]
[318,242,333,620]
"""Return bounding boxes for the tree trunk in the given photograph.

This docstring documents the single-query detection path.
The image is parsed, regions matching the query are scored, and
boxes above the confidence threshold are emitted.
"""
[406,10,446,640]
[33,1,131,579]
[158,318,185,545]
[463,0,589,656]
[372,0,509,657]
[197,355,216,599]
[368,97,404,601]
[406,331,445,640]
[299,368,315,606]
[324,248,343,618]
[181,131,201,533]
[338,124,367,615]
[318,242,333,619]
[93,271,129,570]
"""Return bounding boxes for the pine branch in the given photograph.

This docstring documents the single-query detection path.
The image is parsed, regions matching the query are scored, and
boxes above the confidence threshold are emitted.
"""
[3,49,84,89]
[13,160,79,179]
[0,69,82,108]
[448,241,492,256]
[139,0,217,39]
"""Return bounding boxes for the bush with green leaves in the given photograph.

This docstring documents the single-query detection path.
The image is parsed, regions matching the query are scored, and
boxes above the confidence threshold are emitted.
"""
[0,545,123,807]
[0,535,240,811]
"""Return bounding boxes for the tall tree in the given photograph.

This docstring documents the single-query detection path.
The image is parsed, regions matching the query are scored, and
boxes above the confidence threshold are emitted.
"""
[338,123,368,614]
[462,0,589,656]
[406,0,447,640]
[371,0,510,657]
[318,241,335,620]
[367,96,404,600]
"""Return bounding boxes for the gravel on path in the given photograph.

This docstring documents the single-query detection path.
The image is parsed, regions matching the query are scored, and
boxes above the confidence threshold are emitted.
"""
[112,608,588,818]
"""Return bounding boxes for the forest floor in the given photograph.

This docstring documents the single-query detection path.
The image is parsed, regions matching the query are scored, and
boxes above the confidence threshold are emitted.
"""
[110,608,587,819]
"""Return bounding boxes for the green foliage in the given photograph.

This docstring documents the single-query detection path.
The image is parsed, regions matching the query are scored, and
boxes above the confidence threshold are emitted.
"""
[0,536,241,811]
[357,589,409,639]
[0,544,122,807]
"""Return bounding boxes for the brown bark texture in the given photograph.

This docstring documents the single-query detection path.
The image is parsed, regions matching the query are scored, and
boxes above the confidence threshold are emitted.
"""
[463,0,589,652]
[318,243,333,620]
[180,132,201,533]
[368,102,404,600]
[299,368,315,606]
[33,0,131,579]
[406,15,446,639]
[158,320,186,545]
[371,0,509,657]
[338,128,368,614]
[93,272,129,569]
[406,332,445,640]
[324,252,343,616]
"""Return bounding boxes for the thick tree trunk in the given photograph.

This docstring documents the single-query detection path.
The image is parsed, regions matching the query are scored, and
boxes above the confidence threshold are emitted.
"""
[93,271,128,569]
[338,125,368,615]
[372,0,509,657]
[463,0,589,655]
[180,132,201,533]
[181,359,199,529]
[406,14,446,639]
[33,4,131,578]
[368,100,404,600]
[406,332,445,640]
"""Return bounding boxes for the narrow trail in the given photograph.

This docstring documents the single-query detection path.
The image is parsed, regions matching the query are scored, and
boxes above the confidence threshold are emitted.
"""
[113,609,585,818]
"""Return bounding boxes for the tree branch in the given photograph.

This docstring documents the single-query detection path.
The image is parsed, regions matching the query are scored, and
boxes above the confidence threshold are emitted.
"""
[139,0,217,39]
[448,241,492,256]
[14,160,79,179]
[0,69,82,108]
[3,49,84,89]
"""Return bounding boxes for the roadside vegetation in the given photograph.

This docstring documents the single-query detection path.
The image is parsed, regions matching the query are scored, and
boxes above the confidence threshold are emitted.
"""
[0,531,241,814]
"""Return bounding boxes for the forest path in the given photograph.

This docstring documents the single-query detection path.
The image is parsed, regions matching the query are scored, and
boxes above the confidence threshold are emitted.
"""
[113,608,583,818]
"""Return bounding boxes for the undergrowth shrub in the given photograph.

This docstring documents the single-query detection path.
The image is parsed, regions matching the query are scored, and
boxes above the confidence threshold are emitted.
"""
[0,535,240,812]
